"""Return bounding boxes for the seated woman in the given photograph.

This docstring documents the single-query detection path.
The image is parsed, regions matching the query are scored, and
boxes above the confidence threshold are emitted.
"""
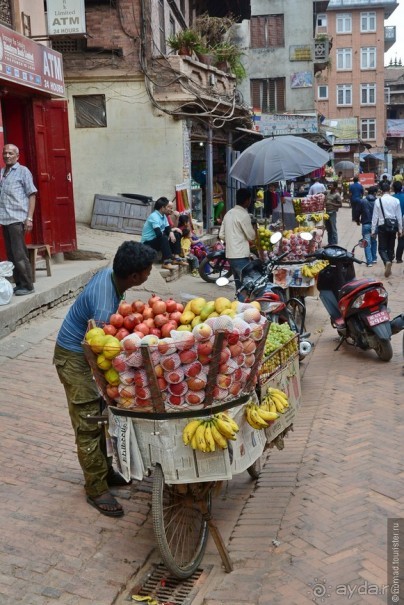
[141,197,187,269]
[213,176,225,225]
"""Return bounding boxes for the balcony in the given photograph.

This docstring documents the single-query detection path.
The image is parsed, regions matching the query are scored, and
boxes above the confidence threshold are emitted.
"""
[313,35,333,76]
[151,55,238,110]
[385,25,396,52]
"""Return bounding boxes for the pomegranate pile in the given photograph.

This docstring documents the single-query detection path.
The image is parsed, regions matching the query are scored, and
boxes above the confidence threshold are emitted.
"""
[84,294,268,412]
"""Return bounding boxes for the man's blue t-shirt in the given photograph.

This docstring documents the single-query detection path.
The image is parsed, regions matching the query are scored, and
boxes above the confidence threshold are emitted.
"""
[393,192,404,216]
[349,182,364,201]
[56,268,120,353]
[141,210,168,243]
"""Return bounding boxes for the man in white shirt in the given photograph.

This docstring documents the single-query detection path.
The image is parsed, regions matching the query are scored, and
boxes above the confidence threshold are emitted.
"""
[308,177,326,196]
[219,188,256,299]
[371,181,403,277]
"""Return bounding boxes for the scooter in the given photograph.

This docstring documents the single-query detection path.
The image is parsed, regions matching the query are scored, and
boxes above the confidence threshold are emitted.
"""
[198,240,232,284]
[306,239,404,361]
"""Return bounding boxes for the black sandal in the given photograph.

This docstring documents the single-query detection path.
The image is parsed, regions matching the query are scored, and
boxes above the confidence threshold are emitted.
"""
[87,492,124,517]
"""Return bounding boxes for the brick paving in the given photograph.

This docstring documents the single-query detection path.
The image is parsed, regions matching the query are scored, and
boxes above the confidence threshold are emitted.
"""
[0,208,403,604]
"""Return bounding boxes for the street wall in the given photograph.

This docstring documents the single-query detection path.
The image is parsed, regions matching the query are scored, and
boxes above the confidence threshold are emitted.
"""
[66,79,184,223]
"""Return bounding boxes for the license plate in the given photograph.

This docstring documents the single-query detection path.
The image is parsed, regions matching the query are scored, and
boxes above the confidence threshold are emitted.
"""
[367,310,390,326]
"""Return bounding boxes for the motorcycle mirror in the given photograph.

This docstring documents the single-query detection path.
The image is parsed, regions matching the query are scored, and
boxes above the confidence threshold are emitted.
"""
[299,232,313,241]
[270,232,282,245]
[216,277,230,287]
[359,238,368,248]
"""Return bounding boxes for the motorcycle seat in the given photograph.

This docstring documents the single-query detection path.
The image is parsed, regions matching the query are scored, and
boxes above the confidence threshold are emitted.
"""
[339,277,383,299]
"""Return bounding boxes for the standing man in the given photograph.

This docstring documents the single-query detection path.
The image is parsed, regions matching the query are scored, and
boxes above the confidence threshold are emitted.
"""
[0,144,37,296]
[219,188,256,300]
[324,182,342,245]
[371,182,402,277]
[356,186,378,267]
[348,176,364,222]
[308,177,326,196]
[54,241,156,517]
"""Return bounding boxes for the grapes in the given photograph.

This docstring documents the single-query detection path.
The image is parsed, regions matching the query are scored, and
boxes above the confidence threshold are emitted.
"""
[260,322,298,382]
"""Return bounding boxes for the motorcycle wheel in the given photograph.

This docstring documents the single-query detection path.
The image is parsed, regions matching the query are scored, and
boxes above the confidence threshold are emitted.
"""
[373,338,393,362]
[198,256,232,284]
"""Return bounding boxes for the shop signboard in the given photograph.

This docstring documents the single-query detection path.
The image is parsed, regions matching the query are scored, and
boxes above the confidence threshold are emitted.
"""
[46,0,86,36]
[359,173,376,187]
[254,113,318,136]
[0,24,65,97]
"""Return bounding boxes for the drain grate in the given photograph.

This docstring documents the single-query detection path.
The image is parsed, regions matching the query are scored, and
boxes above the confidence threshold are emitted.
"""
[131,563,212,605]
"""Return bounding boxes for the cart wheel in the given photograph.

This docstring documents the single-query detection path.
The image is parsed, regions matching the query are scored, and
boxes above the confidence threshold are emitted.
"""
[152,464,212,579]
[286,297,306,334]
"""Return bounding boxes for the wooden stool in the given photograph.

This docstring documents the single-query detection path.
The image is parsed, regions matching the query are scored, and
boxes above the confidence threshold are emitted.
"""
[26,244,52,283]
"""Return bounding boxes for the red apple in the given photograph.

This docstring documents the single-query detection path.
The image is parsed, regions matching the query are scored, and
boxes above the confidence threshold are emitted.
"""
[157,376,168,391]
[219,347,231,364]
[111,354,128,372]
[161,353,181,371]
[244,354,255,368]
[133,369,148,387]
[103,324,117,336]
[216,373,232,389]
[136,385,152,399]
[229,383,242,397]
[179,348,198,364]
[106,385,119,400]
[233,367,243,381]
[242,338,257,355]
[150,328,161,338]
[187,374,207,391]
[192,323,213,342]
[185,391,205,405]
[198,354,211,366]
[154,364,164,378]
[161,321,177,338]
[135,397,153,408]
[118,301,132,317]
[226,329,240,345]
[110,313,124,328]
[168,382,188,396]
[167,393,184,406]
[132,299,145,313]
[212,386,229,400]
[183,361,202,378]
[119,384,136,399]
[197,341,213,356]
[229,342,243,358]
[115,327,130,341]
[165,368,184,384]
[158,338,176,355]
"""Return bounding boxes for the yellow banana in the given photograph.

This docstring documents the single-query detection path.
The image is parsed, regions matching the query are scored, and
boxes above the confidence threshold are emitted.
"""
[194,422,208,451]
[213,416,237,440]
[256,407,279,422]
[249,406,269,428]
[270,396,285,414]
[210,423,228,449]
[217,412,239,433]
[182,419,202,445]
[191,431,198,450]
[204,422,215,453]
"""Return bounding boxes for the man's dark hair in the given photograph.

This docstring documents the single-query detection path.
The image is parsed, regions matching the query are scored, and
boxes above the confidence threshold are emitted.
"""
[353,176,359,182]
[393,180,402,193]
[367,186,378,195]
[236,188,251,206]
[381,181,391,192]
[113,241,156,278]
[154,197,169,211]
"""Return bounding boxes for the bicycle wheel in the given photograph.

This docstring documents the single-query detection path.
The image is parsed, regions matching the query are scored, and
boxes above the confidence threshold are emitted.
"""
[286,297,306,334]
[198,256,232,284]
[152,464,212,579]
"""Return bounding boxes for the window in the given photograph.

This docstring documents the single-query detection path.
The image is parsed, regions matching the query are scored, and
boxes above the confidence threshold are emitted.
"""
[361,12,376,32]
[337,84,352,106]
[336,13,352,34]
[361,83,376,105]
[361,47,376,69]
[318,85,328,100]
[73,95,107,128]
[250,78,286,112]
[361,118,376,140]
[158,0,166,54]
[250,15,284,48]
[317,14,327,28]
[336,48,352,70]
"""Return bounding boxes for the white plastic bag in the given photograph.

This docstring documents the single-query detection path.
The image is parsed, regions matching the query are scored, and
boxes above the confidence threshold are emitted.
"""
[0,261,14,306]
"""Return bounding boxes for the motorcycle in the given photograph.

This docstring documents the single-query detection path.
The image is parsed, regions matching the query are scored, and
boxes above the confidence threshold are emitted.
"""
[306,239,404,361]
[198,240,232,284]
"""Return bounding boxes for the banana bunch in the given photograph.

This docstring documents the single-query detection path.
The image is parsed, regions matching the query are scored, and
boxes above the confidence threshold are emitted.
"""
[245,401,279,430]
[182,413,239,452]
[261,387,289,414]
[301,260,329,279]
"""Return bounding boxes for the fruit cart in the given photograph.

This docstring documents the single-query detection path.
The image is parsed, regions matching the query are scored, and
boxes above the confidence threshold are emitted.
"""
[84,296,293,579]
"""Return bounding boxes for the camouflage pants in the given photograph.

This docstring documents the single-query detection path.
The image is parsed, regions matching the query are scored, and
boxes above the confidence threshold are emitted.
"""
[53,344,112,498]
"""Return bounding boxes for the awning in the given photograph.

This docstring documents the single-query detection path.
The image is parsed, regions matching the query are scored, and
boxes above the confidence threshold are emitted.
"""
[360,152,385,161]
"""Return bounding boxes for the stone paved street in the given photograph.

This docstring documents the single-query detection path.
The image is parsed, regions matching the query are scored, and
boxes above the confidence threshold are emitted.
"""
[0,207,403,605]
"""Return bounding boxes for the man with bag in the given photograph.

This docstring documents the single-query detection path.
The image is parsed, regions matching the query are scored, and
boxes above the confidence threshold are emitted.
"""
[371,181,403,277]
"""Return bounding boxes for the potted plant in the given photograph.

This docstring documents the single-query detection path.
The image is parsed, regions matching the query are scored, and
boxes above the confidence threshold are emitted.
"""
[213,42,246,81]
[167,29,201,56]
[193,13,236,49]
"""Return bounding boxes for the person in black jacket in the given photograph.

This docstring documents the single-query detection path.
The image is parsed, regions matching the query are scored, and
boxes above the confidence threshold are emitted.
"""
[356,186,378,266]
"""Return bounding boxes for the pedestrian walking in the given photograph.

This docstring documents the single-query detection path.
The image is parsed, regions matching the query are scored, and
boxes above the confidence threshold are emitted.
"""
[53,241,156,517]
[219,188,256,300]
[141,197,187,270]
[0,143,37,296]
[371,182,403,277]
[348,176,364,222]
[324,182,342,245]
[392,180,404,263]
[356,186,378,266]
